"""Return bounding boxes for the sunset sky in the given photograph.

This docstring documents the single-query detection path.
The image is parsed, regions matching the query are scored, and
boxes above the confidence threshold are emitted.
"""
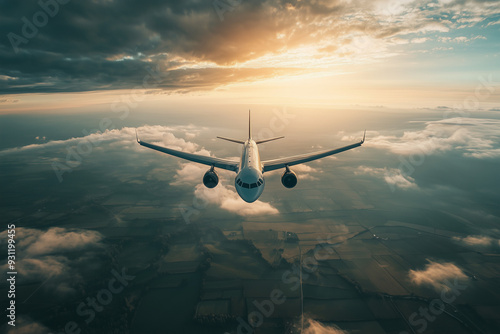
[1,0,500,113]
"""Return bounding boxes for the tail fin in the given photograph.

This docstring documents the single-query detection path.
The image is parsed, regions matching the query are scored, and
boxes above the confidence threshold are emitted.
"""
[216,110,254,144]
[248,109,252,140]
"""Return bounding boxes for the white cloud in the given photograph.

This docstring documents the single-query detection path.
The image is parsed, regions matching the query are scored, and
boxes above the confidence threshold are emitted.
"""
[355,166,418,190]
[170,162,208,186]
[194,183,279,216]
[265,163,322,181]
[0,227,104,296]
[21,227,103,256]
[439,35,486,43]
[288,164,321,180]
[361,118,500,158]
[411,37,429,44]
[293,164,321,176]
[0,125,205,156]
[303,318,349,334]
[409,260,468,291]
[464,148,500,159]
[453,235,500,247]
[486,19,500,27]
[15,256,68,281]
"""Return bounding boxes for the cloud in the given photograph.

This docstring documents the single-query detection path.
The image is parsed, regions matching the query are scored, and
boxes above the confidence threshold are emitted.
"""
[267,163,322,181]
[439,35,486,43]
[0,123,278,215]
[486,19,500,27]
[363,117,500,159]
[1,0,499,93]
[4,316,51,334]
[0,125,207,156]
[170,162,208,186]
[18,227,103,256]
[292,164,321,181]
[0,227,104,296]
[303,318,349,334]
[453,235,500,247]
[194,183,279,216]
[0,227,103,257]
[409,260,468,291]
[15,256,69,281]
[355,166,418,190]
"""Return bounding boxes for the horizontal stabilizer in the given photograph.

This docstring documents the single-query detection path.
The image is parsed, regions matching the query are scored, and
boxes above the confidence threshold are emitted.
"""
[256,136,285,144]
[217,136,246,144]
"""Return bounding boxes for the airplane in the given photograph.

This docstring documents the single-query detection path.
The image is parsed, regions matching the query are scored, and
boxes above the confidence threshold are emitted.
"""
[136,111,365,203]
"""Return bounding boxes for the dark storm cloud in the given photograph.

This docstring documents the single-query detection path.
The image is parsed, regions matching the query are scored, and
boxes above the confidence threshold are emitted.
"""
[0,0,315,93]
[0,0,498,93]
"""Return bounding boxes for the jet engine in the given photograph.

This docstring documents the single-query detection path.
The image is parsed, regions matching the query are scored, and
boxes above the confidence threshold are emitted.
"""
[203,168,219,188]
[281,167,297,188]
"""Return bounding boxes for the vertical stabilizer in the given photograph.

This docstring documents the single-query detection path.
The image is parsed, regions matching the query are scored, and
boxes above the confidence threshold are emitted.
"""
[248,109,252,140]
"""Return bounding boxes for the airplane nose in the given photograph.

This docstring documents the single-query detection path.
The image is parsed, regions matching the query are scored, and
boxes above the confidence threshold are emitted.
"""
[235,183,265,203]
[235,167,265,202]
[241,192,259,203]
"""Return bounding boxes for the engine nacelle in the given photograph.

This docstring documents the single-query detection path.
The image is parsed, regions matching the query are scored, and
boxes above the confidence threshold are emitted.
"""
[281,168,298,188]
[203,168,219,188]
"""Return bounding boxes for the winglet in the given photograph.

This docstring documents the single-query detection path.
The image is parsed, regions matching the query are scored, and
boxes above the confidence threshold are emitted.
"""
[135,129,140,143]
[361,130,366,144]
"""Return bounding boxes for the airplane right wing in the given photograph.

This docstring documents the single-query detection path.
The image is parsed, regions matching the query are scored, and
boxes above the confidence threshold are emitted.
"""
[262,131,365,173]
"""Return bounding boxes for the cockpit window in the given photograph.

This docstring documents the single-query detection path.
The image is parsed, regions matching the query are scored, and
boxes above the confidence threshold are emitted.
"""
[237,178,264,188]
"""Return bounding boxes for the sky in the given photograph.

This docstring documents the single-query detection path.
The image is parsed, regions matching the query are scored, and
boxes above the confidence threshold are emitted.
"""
[1,0,500,112]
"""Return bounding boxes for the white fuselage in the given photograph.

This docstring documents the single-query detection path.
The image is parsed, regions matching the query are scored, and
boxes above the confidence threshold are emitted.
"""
[235,139,265,203]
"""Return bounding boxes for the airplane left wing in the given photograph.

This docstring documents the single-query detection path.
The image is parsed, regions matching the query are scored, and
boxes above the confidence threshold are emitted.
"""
[137,132,239,172]
[262,131,365,173]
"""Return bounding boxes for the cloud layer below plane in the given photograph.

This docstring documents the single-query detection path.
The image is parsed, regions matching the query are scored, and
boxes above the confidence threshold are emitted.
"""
[362,117,500,158]
[0,125,205,155]
[0,124,279,216]
[409,260,468,291]
[194,183,279,216]
[172,161,280,216]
